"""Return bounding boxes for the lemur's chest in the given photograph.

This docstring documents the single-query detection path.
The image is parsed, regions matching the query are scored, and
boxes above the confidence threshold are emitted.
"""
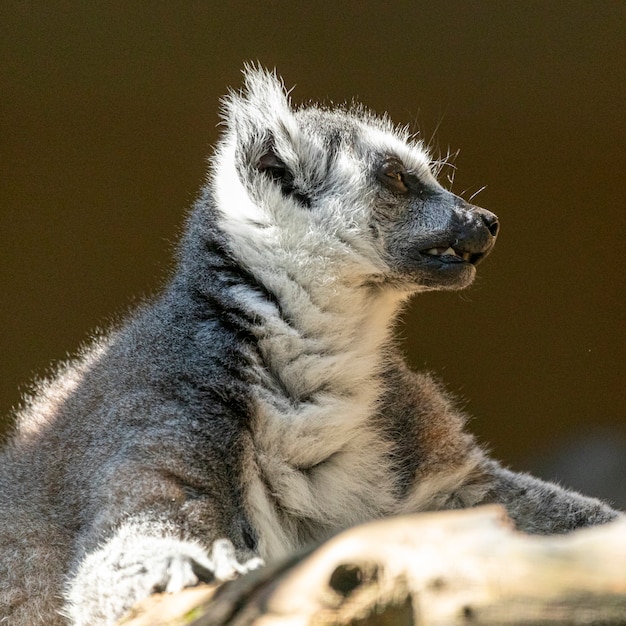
[231,284,406,559]
[240,347,398,560]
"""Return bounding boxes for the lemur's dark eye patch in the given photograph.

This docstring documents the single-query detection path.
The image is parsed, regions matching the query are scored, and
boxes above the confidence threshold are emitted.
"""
[376,157,409,194]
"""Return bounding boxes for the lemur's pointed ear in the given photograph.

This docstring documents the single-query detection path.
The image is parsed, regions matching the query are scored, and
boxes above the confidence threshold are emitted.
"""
[218,66,319,208]
[220,65,297,148]
[240,65,292,115]
[257,149,287,178]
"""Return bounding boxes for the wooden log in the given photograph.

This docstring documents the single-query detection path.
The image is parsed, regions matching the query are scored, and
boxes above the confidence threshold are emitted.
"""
[119,505,626,625]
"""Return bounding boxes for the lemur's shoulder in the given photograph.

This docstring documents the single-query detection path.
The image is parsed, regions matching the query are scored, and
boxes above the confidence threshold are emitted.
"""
[376,358,488,504]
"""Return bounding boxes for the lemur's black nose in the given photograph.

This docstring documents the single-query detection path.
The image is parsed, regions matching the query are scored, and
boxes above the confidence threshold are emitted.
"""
[481,212,500,238]
[470,205,499,238]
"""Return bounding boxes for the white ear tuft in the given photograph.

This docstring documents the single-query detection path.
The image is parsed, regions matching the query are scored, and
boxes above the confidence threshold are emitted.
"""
[240,63,291,113]
[220,65,297,147]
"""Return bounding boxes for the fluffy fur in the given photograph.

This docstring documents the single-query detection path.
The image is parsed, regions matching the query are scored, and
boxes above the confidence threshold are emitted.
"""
[0,67,620,625]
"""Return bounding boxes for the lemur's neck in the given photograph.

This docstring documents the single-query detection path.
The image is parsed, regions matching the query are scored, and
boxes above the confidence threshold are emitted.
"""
[248,264,407,402]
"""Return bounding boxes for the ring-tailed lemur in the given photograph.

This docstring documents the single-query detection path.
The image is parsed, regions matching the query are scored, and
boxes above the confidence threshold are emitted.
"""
[0,67,620,626]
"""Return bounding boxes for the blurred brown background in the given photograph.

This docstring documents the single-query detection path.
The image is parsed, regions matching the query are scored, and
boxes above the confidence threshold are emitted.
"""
[1,2,624,505]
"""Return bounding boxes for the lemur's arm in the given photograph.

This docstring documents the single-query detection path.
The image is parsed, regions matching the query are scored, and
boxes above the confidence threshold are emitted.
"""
[64,460,262,626]
[383,359,621,534]
[477,459,620,534]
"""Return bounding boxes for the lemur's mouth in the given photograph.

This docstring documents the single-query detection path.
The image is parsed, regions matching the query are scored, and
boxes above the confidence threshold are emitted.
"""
[422,246,486,266]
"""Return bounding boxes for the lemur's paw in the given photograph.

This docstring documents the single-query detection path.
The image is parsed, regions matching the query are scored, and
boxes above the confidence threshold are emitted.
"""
[151,549,213,593]
[152,538,263,592]
[67,535,265,625]
[208,538,265,582]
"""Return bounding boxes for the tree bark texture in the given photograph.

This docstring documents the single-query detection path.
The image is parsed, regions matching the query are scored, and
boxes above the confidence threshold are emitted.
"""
[119,505,626,626]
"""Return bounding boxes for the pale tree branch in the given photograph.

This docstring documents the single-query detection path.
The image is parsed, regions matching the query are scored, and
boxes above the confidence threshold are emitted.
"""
[120,505,626,626]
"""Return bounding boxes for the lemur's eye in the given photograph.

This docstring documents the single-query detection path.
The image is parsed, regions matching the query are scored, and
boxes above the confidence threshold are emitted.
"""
[376,157,409,194]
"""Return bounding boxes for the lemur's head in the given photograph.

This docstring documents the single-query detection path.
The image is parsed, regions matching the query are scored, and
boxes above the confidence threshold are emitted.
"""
[211,66,498,293]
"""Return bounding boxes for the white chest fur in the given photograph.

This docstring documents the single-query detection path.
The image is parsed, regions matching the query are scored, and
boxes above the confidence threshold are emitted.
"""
[237,279,405,559]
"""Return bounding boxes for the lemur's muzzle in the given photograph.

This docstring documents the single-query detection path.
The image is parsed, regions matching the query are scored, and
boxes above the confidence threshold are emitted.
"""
[420,200,499,267]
